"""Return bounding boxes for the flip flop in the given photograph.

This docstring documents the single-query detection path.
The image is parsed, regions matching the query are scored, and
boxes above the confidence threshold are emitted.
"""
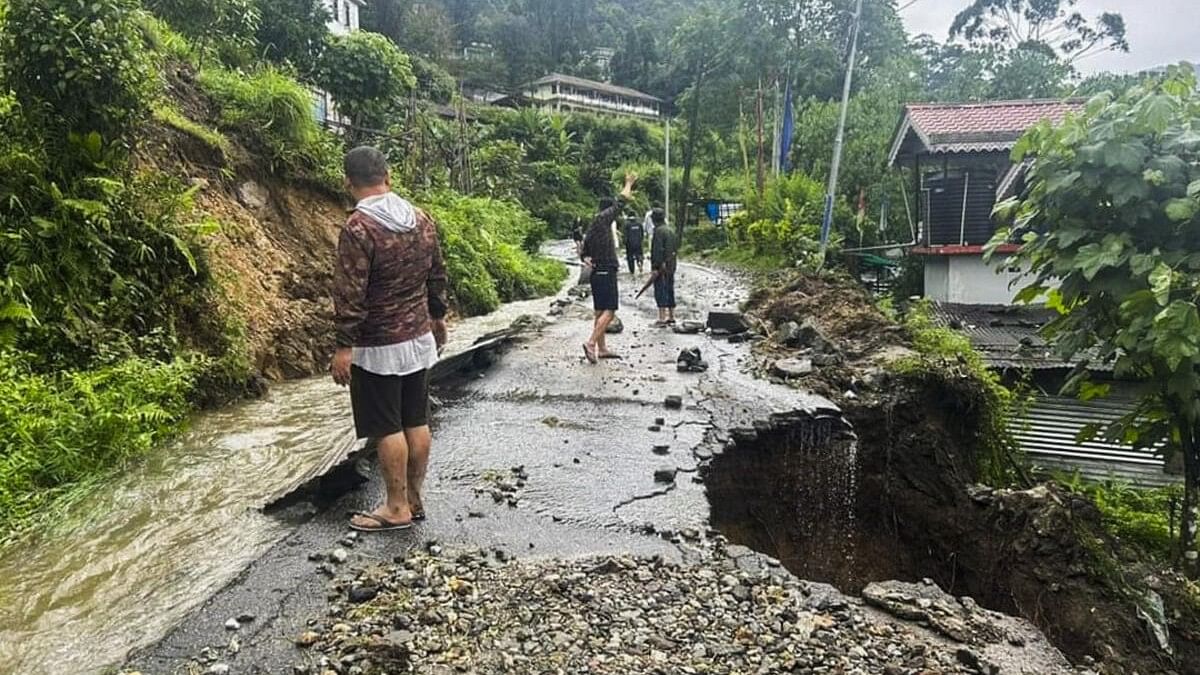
[348,511,413,532]
[599,352,623,360]
[582,342,599,364]
[412,510,427,522]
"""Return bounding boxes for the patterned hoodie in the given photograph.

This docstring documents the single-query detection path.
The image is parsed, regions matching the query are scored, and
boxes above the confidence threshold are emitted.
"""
[333,193,449,349]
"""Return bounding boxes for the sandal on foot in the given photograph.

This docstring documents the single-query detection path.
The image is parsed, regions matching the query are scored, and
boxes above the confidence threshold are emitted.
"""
[411,509,427,522]
[348,511,413,532]
[599,352,623,360]
[582,342,598,364]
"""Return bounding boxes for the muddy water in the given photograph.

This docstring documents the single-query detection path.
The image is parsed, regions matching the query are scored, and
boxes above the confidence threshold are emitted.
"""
[0,266,575,675]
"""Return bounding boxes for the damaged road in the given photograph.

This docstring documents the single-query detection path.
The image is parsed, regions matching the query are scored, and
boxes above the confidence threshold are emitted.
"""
[124,256,1077,674]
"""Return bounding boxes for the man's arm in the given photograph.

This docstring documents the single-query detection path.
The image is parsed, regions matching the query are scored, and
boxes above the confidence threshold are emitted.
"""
[331,226,371,385]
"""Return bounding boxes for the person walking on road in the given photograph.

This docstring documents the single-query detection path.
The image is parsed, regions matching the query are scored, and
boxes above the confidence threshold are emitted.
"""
[331,146,449,533]
[650,208,678,326]
[581,172,637,363]
[624,215,646,275]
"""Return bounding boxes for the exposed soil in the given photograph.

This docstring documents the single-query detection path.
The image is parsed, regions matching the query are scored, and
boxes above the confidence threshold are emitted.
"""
[137,65,350,381]
[709,271,1200,675]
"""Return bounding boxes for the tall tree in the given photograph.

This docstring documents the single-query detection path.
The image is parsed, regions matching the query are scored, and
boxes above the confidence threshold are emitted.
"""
[950,0,1128,64]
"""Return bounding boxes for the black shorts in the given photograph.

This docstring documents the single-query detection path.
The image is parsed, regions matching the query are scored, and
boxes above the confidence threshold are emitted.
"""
[590,267,619,311]
[349,365,430,439]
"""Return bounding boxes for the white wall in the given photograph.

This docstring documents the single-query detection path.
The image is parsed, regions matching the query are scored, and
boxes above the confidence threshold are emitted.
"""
[924,255,1027,305]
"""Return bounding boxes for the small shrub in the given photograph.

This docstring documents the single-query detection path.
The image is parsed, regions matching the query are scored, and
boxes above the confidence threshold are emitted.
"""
[1,0,154,150]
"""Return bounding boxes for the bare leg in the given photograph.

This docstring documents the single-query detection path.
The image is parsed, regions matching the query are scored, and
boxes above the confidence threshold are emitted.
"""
[404,425,432,515]
[592,310,614,354]
[351,432,413,527]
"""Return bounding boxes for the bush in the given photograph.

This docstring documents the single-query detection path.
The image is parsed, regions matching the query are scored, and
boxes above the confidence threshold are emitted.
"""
[254,0,329,73]
[315,31,415,130]
[198,65,343,185]
[724,173,850,271]
[1,0,154,150]
[422,192,566,316]
[145,0,260,65]
[0,351,201,540]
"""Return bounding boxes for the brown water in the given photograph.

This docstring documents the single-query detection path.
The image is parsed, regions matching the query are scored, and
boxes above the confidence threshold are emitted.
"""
[0,263,574,675]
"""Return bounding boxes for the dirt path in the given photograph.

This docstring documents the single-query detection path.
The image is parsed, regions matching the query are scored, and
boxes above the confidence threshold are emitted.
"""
[124,255,1074,674]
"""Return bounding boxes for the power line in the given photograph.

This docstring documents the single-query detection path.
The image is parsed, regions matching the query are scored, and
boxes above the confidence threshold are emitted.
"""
[898,0,923,12]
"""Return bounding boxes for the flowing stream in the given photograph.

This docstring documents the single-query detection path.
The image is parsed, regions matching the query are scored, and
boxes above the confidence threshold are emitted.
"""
[0,270,573,675]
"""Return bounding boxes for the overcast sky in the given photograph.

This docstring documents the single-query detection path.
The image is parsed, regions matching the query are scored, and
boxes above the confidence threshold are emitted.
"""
[899,0,1200,75]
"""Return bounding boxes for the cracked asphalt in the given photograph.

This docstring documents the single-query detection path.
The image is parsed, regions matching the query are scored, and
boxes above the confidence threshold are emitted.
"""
[126,255,835,674]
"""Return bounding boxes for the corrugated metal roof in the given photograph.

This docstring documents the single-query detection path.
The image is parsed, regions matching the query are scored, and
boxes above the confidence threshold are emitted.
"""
[932,302,1080,370]
[1013,395,1174,487]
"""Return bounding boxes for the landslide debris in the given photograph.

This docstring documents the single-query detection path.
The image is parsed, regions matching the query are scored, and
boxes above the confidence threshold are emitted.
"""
[293,545,1075,675]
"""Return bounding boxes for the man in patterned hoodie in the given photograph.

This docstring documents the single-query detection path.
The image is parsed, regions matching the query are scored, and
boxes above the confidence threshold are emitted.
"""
[331,146,449,532]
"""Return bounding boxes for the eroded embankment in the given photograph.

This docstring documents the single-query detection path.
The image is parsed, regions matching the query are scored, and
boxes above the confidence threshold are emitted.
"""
[705,271,1200,675]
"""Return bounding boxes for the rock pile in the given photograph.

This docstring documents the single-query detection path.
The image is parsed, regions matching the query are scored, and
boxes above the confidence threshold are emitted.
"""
[294,547,1075,675]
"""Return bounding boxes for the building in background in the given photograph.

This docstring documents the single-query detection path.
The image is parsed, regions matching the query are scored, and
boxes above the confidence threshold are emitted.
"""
[887,98,1174,485]
[501,73,663,120]
[314,0,364,127]
[888,99,1084,304]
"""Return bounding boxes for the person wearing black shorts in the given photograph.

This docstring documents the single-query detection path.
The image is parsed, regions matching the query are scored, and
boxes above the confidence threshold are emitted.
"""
[580,172,637,363]
[331,146,449,533]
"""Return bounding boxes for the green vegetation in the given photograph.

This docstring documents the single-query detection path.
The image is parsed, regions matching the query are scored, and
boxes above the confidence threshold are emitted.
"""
[993,66,1200,571]
[424,191,567,315]
[1062,476,1183,561]
[315,31,416,131]
[0,353,200,541]
[198,66,343,185]
[152,103,232,156]
[893,302,1028,487]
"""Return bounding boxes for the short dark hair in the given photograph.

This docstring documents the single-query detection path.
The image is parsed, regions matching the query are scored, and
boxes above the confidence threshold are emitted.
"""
[344,146,389,188]
[651,208,666,226]
[599,196,616,211]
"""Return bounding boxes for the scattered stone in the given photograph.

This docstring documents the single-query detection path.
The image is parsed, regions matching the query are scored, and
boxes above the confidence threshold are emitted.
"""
[652,445,671,456]
[236,613,256,624]
[648,425,662,432]
[706,311,749,334]
[235,180,269,210]
[329,548,349,565]
[348,586,379,603]
[772,358,814,379]
[655,417,666,426]
[224,618,241,631]
[653,466,678,484]
[295,631,320,647]
[673,320,705,335]
[204,664,230,675]
[677,347,709,373]
[664,395,683,410]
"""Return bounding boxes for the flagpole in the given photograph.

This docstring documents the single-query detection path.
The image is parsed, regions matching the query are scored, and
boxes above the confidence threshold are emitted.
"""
[819,0,864,261]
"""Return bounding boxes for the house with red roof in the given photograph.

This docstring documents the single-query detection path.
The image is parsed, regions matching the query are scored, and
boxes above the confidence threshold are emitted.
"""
[887,99,1085,304]
[888,99,1176,485]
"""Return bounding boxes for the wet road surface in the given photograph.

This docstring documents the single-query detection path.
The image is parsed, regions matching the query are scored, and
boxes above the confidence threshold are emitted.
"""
[125,252,835,673]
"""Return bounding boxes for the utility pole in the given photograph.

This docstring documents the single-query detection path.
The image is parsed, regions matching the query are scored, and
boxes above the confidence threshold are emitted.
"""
[819,0,864,259]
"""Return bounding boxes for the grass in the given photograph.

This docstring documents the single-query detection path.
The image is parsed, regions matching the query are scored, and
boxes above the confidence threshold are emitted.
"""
[152,103,231,157]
